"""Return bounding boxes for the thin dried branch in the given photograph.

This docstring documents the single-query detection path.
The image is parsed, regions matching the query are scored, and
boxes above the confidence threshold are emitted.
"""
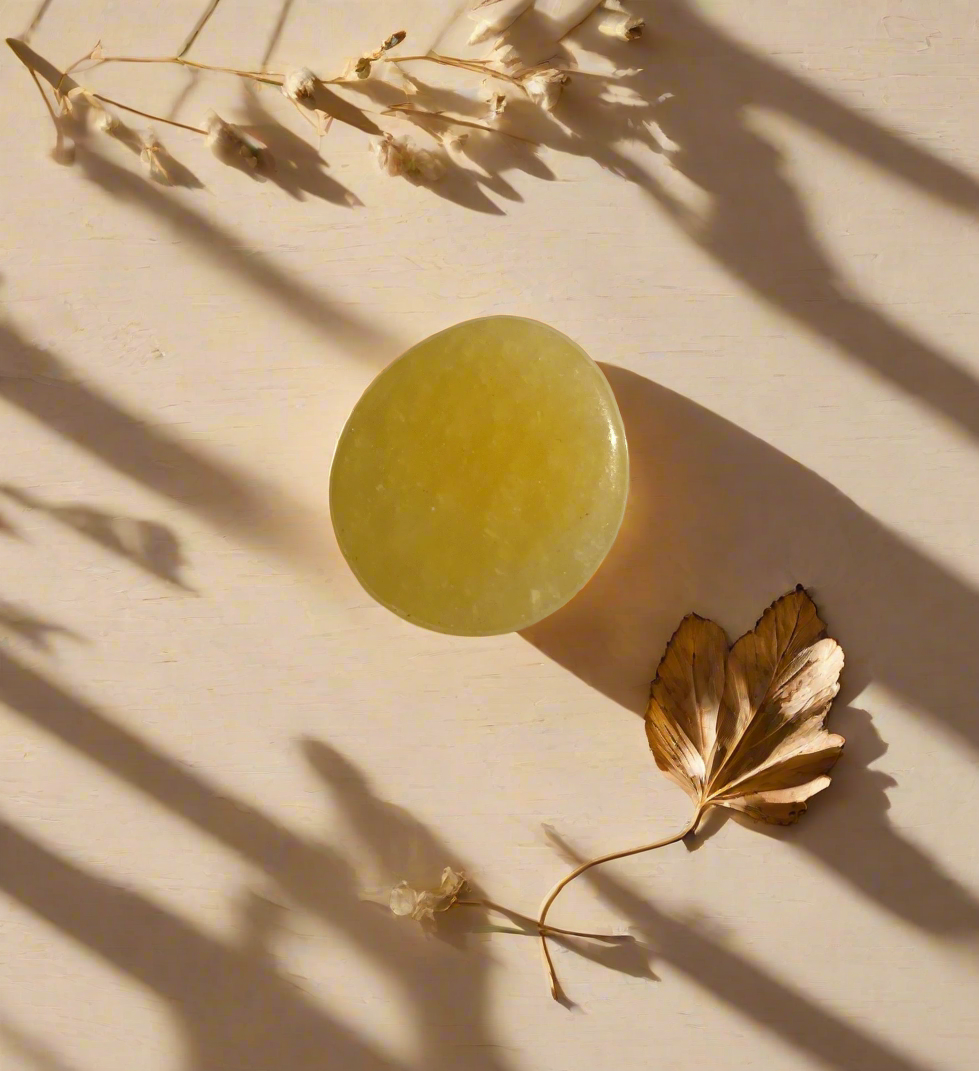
[384,103,539,143]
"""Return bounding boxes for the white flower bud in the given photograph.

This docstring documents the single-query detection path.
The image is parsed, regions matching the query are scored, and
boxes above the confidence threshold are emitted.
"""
[283,67,317,103]
[95,108,119,134]
[139,131,172,185]
[479,82,508,123]
[599,13,644,41]
[204,110,263,169]
[443,131,470,155]
[371,134,445,183]
[372,134,407,177]
[522,68,569,112]
[411,147,446,183]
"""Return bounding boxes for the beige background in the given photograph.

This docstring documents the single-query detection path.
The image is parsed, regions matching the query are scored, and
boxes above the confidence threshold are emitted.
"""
[2,2,978,1069]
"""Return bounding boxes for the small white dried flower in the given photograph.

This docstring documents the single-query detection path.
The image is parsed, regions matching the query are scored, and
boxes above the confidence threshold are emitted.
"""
[371,134,445,183]
[139,131,172,185]
[388,868,466,923]
[479,82,508,123]
[372,134,406,177]
[283,67,317,103]
[599,13,644,41]
[522,68,569,112]
[204,110,263,169]
[349,31,406,81]
[94,107,119,134]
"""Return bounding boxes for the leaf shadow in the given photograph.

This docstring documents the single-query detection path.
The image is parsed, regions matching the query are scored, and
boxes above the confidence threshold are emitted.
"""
[523,365,979,939]
[1,484,195,590]
[0,600,83,652]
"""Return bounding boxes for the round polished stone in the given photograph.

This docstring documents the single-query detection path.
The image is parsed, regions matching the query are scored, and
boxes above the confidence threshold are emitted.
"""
[330,316,629,635]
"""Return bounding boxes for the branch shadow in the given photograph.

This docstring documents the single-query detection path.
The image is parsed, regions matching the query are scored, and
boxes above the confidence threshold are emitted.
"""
[0,814,406,1071]
[1,484,194,590]
[0,1013,84,1071]
[0,643,939,1071]
[523,366,979,938]
[0,654,515,1071]
[545,828,941,1071]
[0,318,331,572]
[453,1,979,443]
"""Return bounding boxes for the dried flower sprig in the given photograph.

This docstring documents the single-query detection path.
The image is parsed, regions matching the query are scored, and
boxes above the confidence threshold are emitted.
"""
[377,867,630,943]
[347,29,408,80]
[8,2,643,196]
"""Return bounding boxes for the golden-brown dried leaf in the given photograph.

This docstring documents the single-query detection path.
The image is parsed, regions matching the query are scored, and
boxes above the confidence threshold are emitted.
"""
[645,587,845,825]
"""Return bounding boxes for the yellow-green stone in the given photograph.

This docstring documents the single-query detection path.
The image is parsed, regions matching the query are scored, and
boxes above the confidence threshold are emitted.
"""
[330,316,629,635]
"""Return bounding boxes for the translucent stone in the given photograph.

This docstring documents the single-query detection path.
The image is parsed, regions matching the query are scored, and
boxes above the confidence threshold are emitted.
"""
[330,316,629,635]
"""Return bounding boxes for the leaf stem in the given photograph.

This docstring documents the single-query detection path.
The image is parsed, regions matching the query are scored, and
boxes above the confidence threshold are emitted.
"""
[455,898,626,941]
[537,806,706,1000]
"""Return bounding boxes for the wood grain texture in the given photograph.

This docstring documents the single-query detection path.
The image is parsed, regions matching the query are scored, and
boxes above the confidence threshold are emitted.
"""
[1,2,977,1070]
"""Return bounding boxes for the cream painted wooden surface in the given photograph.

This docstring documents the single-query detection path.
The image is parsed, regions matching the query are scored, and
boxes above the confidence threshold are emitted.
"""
[1,2,978,1069]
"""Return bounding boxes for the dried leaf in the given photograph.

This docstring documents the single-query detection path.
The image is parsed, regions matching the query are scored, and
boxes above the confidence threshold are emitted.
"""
[645,587,845,825]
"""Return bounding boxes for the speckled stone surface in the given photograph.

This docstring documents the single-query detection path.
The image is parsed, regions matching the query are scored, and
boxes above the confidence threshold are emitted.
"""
[330,316,629,634]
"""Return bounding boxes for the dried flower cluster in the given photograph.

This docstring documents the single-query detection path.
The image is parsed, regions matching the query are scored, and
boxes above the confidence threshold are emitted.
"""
[7,0,644,190]
[370,134,446,183]
[388,867,467,922]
